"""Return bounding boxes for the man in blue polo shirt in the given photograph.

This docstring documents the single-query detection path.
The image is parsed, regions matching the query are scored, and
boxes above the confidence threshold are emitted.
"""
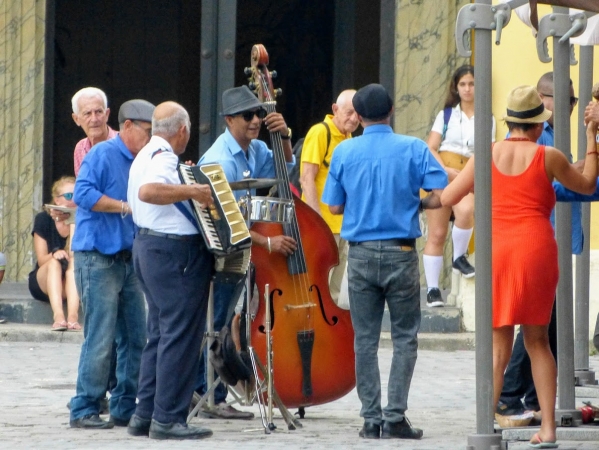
[322,84,447,440]
[69,99,155,429]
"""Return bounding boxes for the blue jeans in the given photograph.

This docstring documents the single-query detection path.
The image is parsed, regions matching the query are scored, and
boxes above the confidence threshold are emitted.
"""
[347,242,421,425]
[195,275,245,404]
[70,251,147,421]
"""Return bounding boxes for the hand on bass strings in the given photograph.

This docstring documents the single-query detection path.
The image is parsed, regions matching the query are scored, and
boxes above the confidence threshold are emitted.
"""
[269,235,297,256]
[264,112,290,137]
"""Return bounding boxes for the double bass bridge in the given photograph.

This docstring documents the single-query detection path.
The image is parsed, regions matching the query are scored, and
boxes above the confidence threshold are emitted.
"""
[283,302,316,311]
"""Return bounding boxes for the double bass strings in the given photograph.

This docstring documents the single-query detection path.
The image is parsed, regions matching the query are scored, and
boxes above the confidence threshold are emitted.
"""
[261,94,313,331]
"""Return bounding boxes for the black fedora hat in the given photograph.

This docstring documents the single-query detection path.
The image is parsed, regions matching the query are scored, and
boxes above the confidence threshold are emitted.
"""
[221,86,264,116]
[209,326,251,386]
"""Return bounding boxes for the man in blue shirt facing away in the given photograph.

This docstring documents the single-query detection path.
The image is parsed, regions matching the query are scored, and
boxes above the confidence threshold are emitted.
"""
[323,84,447,440]
[69,99,155,429]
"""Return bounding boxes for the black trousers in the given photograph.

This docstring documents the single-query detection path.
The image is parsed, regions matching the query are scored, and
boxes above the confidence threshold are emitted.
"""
[133,233,214,424]
[499,301,558,411]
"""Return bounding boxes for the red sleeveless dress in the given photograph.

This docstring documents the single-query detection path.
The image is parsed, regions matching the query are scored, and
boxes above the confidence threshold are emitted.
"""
[492,145,558,327]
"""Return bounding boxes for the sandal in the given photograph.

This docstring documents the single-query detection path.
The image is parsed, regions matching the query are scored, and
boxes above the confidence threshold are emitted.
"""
[51,321,68,331]
[67,321,82,331]
[528,432,558,448]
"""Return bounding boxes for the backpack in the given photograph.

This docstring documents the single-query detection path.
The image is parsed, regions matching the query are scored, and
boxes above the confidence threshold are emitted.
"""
[441,107,452,141]
[288,122,331,196]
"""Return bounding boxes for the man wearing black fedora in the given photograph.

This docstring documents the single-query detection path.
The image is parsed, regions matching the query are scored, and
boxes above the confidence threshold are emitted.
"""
[195,85,296,419]
[322,83,447,440]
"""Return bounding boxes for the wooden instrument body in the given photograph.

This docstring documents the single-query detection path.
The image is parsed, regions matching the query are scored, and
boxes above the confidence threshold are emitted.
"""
[251,195,355,408]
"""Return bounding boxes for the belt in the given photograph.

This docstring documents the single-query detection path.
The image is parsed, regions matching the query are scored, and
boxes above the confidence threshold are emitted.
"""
[80,249,132,262]
[349,239,415,251]
[138,228,202,241]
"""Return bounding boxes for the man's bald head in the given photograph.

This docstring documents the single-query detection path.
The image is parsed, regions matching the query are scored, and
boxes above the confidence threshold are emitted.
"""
[332,89,359,135]
[152,101,191,154]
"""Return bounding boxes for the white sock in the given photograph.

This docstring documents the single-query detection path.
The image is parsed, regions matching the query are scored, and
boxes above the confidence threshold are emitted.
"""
[452,226,473,262]
[423,255,443,291]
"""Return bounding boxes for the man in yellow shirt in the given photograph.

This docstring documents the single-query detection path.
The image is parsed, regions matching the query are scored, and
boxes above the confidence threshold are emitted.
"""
[299,89,359,304]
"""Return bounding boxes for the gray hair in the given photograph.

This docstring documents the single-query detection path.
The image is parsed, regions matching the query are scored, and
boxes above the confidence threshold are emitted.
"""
[152,108,190,137]
[71,87,108,114]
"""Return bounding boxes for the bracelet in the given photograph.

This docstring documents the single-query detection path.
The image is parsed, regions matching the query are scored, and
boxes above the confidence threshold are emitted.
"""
[120,200,128,219]
[267,237,272,254]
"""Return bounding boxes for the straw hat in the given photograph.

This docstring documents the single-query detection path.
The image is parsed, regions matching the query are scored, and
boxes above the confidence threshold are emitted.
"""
[504,85,552,124]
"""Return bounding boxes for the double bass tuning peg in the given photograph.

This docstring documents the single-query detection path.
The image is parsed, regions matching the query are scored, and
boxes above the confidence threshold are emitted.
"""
[275,88,283,97]
[248,81,257,91]
[270,70,277,79]
[243,67,252,76]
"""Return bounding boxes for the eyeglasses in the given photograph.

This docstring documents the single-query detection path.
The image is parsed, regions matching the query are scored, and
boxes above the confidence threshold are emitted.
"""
[235,108,267,122]
[57,192,74,200]
[133,121,152,138]
[539,94,579,107]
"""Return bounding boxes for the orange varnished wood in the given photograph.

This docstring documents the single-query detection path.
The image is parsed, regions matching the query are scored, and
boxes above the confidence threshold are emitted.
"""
[251,197,355,408]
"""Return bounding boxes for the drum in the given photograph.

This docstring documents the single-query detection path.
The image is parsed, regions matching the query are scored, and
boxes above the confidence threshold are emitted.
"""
[243,196,294,223]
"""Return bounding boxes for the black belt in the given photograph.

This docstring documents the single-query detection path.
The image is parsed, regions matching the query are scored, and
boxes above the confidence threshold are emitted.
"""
[349,239,415,250]
[138,228,202,241]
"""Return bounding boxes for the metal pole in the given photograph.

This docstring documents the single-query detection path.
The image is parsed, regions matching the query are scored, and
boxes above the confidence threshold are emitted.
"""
[466,1,500,449]
[574,45,596,386]
[552,5,579,425]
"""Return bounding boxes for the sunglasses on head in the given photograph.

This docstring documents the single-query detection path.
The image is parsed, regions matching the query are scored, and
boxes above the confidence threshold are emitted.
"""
[57,192,74,200]
[236,108,267,122]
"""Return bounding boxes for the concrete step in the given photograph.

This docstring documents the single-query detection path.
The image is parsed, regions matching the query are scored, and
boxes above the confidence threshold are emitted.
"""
[382,288,461,333]
[0,283,462,333]
[0,282,55,325]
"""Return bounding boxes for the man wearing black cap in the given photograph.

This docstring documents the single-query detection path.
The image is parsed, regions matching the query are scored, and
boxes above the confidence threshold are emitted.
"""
[69,99,155,429]
[194,85,296,418]
[322,84,447,440]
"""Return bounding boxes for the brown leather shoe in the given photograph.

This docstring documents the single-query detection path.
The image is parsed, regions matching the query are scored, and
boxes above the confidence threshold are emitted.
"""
[200,402,254,420]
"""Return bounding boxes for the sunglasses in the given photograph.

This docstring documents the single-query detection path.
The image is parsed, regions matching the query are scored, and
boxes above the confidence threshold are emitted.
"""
[57,192,74,200]
[539,94,578,107]
[235,108,267,122]
[133,120,152,138]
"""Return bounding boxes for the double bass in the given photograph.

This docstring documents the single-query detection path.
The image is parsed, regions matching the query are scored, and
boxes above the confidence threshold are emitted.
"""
[246,44,355,408]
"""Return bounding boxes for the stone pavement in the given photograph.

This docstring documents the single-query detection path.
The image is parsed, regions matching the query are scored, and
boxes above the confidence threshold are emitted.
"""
[2,340,599,449]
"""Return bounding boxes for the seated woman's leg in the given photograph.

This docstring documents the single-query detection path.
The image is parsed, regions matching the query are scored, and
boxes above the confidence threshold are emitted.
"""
[451,193,474,258]
[36,259,66,324]
[423,207,452,307]
[522,324,556,444]
[65,258,80,325]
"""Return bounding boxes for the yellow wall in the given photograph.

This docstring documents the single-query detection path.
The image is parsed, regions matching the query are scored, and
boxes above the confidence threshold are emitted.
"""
[491,5,599,249]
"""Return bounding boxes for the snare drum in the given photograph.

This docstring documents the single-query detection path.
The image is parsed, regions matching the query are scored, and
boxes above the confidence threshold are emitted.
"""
[243,196,294,223]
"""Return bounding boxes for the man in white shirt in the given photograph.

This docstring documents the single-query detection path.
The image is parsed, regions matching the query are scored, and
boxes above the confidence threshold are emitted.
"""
[128,101,214,440]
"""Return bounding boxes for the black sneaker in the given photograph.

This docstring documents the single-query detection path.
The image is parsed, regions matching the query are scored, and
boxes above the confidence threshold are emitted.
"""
[70,414,114,429]
[452,254,475,278]
[496,401,525,416]
[381,417,423,440]
[426,288,444,308]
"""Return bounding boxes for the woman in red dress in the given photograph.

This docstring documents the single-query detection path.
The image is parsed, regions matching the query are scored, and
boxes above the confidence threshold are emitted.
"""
[441,85,598,447]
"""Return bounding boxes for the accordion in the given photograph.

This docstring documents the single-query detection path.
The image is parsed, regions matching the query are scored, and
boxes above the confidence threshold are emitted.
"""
[178,163,252,280]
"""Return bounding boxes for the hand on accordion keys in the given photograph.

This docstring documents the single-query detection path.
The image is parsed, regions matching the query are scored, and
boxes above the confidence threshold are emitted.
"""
[189,183,214,209]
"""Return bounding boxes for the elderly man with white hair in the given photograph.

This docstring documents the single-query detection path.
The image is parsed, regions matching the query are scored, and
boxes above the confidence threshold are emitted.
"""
[71,87,117,176]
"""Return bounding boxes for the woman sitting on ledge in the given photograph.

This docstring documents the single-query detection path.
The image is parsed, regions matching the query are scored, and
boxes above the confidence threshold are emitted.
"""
[28,176,80,331]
